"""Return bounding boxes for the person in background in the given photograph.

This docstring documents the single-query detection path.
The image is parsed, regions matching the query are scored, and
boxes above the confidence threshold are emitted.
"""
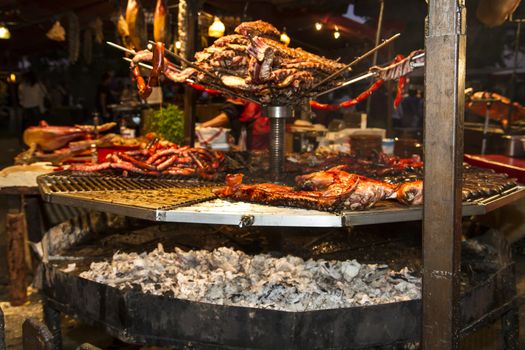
[96,72,117,120]
[200,98,269,150]
[393,86,423,129]
[18,71,48,131]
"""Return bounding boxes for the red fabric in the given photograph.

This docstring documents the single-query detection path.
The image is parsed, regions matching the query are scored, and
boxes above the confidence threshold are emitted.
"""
[240,102,269,150]
[464,154,525,183]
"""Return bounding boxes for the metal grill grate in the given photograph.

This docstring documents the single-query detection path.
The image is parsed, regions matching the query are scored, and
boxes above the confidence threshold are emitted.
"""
[36,172,525,227]
[38,171,215,195]
[37,171,220,218]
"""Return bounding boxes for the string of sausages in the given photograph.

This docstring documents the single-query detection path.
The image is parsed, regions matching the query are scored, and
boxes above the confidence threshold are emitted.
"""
[309,53,411,111]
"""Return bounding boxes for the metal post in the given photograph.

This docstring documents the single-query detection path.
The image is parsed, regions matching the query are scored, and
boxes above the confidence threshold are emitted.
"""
[266,105,292,181]
[506,21,521,133]
[481,103,491,155]
[181,0,199,146]
[423,1,466,349]
[366,0,385,121]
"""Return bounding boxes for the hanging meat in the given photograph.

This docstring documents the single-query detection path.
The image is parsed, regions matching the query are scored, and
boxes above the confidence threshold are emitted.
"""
[46,21,65,42]
[90,17,104,44]
[153,0,167,43]
[132,20,348,104]
[117,15,134,50]
[466,91,525,127]
[126,0,145,49]
[177,0,188,58]
[477,0,522,27]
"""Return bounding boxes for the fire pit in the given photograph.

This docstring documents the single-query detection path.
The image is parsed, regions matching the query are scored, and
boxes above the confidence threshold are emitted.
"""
[39,224,519,349]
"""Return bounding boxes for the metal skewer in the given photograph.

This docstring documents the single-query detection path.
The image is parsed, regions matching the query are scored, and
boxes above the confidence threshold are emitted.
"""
[315,72,376,97]
[148,41,219,82]
[121,57,259,104]
[315,50,426,98]
[107,41,182,70]
[106,41,136,55]
[123,57,152,70]
[309,33,400,93]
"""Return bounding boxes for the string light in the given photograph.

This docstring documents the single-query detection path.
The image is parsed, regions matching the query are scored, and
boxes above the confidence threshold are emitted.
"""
[0,25,11,40]
[280,27,290,45]
[175,40,181,49]
[333,25,340,39]
[315,22,322,31]
[208,16,225,38]
[8,73,16,83]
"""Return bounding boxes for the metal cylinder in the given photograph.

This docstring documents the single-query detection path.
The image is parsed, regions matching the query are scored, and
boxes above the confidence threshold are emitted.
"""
[266,106,292,181]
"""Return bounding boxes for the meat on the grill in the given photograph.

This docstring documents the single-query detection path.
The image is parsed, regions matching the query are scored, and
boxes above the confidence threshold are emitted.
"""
[234,20,281,40]
[295,166,397,210]
[214,172,360,211]
[395,181,423,206]
[136,20,347,104]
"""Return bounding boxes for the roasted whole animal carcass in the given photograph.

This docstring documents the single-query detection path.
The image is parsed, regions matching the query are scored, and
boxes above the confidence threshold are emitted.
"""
[215,165,425,211]
[214,172,360,211]
[132,20,347,104]
[70,143,224,180]
[295,165,397,210]
[23,121,116,152]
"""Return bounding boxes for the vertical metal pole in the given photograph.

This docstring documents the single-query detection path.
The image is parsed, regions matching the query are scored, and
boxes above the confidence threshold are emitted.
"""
[366,0,385,121]
[481,103,491,155]
[506,21,521,133]
[266,105,291,181]
[181,0,199,146]
[423,1,466,349]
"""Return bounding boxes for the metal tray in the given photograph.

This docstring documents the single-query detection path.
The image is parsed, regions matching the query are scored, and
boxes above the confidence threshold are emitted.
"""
[37,173,525,227]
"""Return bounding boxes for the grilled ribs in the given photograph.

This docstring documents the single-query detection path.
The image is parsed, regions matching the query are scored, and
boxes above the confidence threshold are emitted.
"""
[145,20,347,104]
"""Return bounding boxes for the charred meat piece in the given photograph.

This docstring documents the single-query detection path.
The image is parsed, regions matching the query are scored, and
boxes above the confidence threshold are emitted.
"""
[140,20,349,105]
[215,172,360,211]
[295,166,396,210]
[234,20,281,40]
[395,181,423,206]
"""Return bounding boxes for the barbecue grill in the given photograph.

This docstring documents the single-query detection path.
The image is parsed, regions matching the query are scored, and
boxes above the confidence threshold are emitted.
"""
[37,171,525,227]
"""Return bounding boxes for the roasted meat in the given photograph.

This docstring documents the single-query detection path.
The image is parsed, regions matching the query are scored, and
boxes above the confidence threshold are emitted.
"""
[234,20,281,40]
[395,181,423,206]
[133,20,348,104]
[295,166,397,210]
[214,172,360,211]
[23,121,116,151]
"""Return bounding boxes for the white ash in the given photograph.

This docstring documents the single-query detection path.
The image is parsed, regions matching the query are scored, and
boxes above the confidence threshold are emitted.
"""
[79,245,420,311]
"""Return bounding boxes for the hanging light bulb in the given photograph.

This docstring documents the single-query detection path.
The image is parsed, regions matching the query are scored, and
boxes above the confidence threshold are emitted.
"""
[280,27,290,46]
[333,25,340,39]
[175,40,182,49]
[208,16,225,38]
[8,73,16,83]
[315,22,323,31]
[0,25,11,40]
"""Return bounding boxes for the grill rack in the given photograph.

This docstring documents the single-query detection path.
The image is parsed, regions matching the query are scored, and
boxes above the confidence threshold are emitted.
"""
[37,172,525,227]
[38,171,220,220]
